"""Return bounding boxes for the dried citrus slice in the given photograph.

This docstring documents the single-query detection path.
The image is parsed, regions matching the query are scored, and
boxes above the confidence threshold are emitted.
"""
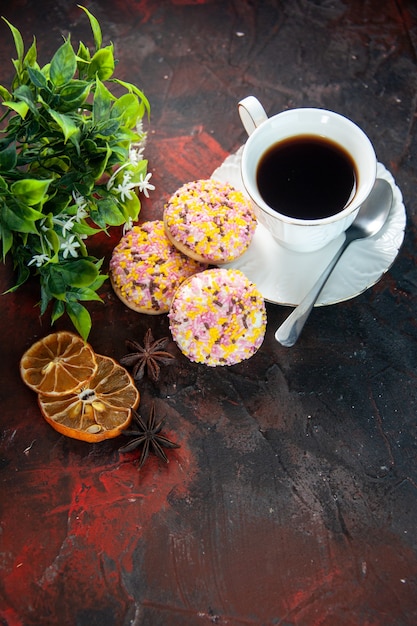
[37,354,140,442]
[20,331,97,396]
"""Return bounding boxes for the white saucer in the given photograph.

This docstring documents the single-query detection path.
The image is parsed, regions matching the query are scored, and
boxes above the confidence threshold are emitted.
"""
[212,149,406,306]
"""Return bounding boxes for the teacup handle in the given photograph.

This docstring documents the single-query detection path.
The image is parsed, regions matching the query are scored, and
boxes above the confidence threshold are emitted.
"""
[238,96,268,136]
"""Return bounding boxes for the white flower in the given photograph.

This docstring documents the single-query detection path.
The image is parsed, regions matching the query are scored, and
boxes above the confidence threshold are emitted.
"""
[106,162,130,190]
[75,205,88,221]
[115,184,134,202]
[62,216,76,236]
[60,235,80,259]
[129,145,145,165]
[114,171,135,202]
[136,118,144,135]
[52,215,75,236]
[75,208,88,222]
[137,172,155,198]
[72,191,89,221]
[72,190,87,209]
[107,162,154,201]
[123,217,134,235]
[28,253,50,268]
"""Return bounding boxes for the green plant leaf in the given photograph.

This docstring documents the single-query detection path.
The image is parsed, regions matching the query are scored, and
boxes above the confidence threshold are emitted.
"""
[11,178,52,205]
[75,41,91,79]
[40,62,51,80]
[129,158,148,180]
[4,260,30,293]
[57,80,91,112]
[11,58,20,74]
[13,84,38,115]
[46,269,67,299]
[51,299,65,323]
[27,66,48,89]
[2,18,24,64]
[78,5,102,50]
[89,150,112,181]
[0,224,13,259]
[2,100,29,118]
[88,46,114,81]
[23,36,37,67]
[59,258,99,288]
[0,85,12,101]
[48,109,79,143]
[1,203,41,233]
[69,286,104,302]
[44,228,61,254]
[113,78,151,117]
[71,221,102,237]
[68,132,81,156]
[66,300,92,340]
[88,271,107,291]
[95,118,122,138]
[92,77,112,123]
[38,155,71,177]
[91,195,125,228]
[76,41,91,63]
[39,281,51,314]
[50,38,77,87]
[121,191,141,221]
[111,93,141,128]
[0,143,17,171]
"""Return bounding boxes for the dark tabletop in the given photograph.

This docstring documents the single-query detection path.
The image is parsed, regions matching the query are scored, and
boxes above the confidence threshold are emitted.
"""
[1,1,417,625]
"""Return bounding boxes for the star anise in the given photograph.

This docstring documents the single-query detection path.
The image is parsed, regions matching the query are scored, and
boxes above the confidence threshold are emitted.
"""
[119,403,180,468]
[120,328,176,382]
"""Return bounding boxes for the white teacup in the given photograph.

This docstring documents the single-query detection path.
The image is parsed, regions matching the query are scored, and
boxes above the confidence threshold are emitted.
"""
[238,96,377,252]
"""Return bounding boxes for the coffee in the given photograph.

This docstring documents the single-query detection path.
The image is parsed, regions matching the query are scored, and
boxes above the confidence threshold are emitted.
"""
[256,135,356,220]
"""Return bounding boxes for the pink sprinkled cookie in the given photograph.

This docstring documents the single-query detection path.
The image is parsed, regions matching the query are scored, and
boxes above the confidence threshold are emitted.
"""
[163,179,257,264]
[168,268,266,366]
[110,221,207,314]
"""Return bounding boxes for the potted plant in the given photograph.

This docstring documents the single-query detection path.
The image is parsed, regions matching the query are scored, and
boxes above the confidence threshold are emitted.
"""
[0,5,153,339]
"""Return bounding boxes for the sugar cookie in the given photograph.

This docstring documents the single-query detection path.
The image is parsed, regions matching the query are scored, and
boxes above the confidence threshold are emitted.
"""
[168,268,266,366]
[163,179,257,264]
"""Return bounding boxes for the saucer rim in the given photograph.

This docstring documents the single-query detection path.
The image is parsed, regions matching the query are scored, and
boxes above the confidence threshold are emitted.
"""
[211,152,406,307]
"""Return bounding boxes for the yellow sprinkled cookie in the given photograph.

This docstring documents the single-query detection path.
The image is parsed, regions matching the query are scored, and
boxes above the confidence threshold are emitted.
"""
[168,268,266,366]
[110,220,207,314]
[163,179,257,264]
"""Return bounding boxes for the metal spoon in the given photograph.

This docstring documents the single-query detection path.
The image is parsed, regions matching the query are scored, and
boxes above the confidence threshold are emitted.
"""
[275,178,393,347]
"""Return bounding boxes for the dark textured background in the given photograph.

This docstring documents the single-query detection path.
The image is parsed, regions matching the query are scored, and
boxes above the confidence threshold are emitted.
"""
[0,1,417,625]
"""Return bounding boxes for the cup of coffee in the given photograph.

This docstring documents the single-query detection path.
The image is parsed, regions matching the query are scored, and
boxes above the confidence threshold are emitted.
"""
[238,96,377,252]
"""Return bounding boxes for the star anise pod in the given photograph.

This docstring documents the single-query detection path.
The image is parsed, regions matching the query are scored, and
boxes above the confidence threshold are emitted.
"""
[120,328,176,382]
[119,403,180,468]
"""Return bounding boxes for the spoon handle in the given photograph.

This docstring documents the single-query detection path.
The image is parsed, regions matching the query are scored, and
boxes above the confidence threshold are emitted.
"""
[275,236,352,347]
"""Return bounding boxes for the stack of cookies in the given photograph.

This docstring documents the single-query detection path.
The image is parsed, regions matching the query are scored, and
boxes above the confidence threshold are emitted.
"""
[110,179,266,366]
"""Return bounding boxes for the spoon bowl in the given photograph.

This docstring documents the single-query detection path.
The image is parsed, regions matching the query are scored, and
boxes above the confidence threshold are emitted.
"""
[275,178,394,347]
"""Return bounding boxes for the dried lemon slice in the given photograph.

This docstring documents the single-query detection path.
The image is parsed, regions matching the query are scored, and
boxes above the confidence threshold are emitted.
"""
[37,354,140,442]
[20,331,97,396]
